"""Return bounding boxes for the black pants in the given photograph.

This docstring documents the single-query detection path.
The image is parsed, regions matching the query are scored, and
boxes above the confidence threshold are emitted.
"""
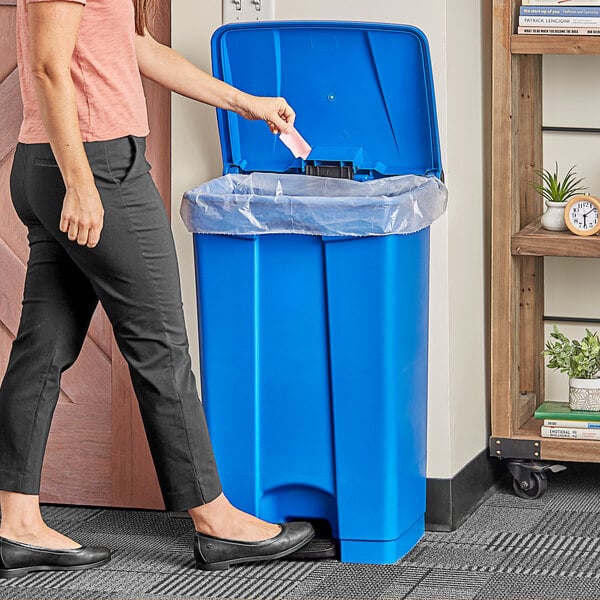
[0,136,222,511]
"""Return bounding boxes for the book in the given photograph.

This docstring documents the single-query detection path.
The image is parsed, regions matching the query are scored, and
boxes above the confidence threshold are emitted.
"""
[521,6,600,15]
[522,0,600,4]
[535,401,600,421]
[518,26,600,33]
[520,15,600,25]
[541,425,600,439]
[544,419,600,428]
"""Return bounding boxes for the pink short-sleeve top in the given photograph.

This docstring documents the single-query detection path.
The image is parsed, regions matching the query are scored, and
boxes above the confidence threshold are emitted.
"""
[17,0,150,143]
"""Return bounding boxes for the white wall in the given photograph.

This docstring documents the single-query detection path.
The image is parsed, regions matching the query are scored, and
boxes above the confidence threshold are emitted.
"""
[543,55,600,401]
[171,0,490,480]
[446,1,489,474]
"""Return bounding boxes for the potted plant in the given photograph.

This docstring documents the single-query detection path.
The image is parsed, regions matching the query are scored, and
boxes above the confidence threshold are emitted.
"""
[543,325,600,411]
[532,163,587,231]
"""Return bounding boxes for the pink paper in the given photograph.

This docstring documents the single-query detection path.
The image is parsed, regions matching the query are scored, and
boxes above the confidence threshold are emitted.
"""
[280,126,312,160]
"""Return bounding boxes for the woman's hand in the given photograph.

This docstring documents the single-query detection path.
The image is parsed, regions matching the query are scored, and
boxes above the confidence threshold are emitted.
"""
[236,95,296,135]
[59,182,105,248]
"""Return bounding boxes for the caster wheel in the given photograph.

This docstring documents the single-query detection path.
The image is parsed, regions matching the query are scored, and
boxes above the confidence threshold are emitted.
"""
[512,471,548,499]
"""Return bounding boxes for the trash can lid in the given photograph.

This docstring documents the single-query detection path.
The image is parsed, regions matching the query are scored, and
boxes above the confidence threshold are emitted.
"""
[211,21,442,181]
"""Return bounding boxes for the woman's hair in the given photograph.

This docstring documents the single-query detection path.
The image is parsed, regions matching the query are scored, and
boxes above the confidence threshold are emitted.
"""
[133,0,158,36]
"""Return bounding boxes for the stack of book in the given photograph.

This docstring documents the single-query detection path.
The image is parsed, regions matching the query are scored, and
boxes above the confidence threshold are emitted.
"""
[535,401,600,439]
[519,0,600,35]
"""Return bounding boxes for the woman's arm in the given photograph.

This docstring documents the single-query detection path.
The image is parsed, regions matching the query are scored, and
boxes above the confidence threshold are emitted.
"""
[28,1,104,248]
[134,32,295,134]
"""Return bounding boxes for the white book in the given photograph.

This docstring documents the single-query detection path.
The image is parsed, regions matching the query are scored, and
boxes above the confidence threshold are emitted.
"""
[518,26,600,33]
[544,419,600,428]
[520,15,600,25]
[541,426,600,439]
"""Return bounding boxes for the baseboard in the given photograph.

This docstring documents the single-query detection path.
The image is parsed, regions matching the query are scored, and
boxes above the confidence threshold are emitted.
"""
[425,449,506,532]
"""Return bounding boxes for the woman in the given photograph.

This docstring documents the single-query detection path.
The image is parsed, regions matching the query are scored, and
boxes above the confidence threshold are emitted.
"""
[0,0,314,578]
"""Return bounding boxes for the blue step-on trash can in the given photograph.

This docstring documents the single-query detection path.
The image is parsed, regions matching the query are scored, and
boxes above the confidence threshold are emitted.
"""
[181,21,447,564]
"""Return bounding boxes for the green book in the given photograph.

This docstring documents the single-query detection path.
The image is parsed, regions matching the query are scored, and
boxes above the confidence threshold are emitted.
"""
[535,401,600,421]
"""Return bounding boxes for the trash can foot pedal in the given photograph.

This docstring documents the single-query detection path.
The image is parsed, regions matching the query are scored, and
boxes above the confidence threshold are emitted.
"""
[287,538,338,560]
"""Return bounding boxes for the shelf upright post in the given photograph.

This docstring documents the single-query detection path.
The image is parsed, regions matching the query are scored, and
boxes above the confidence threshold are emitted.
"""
[491,0,521,440]
[515,42,545,424]
[492,0,545,441]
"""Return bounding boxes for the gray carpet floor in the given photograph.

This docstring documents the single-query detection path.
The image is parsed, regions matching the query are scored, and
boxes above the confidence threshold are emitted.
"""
[1,462,600,599]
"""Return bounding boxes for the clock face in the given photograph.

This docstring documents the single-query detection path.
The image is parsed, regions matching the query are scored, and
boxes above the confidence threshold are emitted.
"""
[568,200,599,233]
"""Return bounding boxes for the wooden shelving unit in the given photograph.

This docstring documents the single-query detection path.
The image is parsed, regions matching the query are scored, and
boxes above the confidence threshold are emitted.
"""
[490,1,600,473]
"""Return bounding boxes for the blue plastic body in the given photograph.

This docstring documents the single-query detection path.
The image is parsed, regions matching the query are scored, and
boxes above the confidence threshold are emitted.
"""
[191,21,441,564]
[194,232,429,563]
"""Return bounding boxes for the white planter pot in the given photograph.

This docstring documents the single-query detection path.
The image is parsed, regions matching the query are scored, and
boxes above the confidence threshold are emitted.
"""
[569,377,600,411]
[540,200,568,231]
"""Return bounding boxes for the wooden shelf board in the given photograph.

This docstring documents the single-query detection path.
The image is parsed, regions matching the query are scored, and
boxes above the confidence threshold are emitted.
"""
[516,416,600,463]
[512,218,600,257]
[516,415,544,439]
[511,34,600,55]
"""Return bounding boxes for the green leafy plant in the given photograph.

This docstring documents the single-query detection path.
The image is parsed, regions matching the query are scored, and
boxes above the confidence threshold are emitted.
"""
[543,326,600,379]
[532,163,587,203]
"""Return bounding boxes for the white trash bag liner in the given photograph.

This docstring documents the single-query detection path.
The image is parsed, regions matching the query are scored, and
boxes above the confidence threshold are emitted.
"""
[181,172,447,237]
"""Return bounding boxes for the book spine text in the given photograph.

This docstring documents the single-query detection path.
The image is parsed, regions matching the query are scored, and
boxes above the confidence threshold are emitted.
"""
[541,426,600,439]
[544,419,600,429]
[518,26,600,34]
[521,6,600,16]
[520,15,600,26]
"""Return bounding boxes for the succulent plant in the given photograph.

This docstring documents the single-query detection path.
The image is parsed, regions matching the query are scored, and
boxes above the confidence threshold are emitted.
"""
[532,163,587,203]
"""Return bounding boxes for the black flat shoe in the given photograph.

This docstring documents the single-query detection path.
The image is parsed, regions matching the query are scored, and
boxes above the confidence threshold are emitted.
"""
[0,536,111,579]
[194,521,314,571]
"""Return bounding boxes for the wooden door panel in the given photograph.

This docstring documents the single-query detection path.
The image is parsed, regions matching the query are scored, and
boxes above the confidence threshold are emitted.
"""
[89,308,112,359]
[0,70,22,164]
[0,4,17,82]
[42,404,112,504]
[0,154,28,263]
[0,234,25,336]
